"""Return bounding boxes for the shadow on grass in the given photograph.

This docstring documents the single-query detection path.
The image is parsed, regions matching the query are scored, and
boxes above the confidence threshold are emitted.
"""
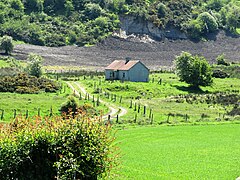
[173,85,209,94]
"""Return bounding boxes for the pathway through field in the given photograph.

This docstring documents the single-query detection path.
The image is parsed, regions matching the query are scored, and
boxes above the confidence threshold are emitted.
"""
[66,82,127,120]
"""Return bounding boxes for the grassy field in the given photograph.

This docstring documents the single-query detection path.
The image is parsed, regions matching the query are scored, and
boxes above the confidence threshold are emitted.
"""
[114,124,240,179]
[0,81,110,122]
[0,60,10,68]
[78,73,240,123]
[0,88,70,122]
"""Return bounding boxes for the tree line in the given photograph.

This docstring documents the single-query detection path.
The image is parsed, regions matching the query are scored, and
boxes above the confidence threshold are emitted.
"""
[0,0,239,46]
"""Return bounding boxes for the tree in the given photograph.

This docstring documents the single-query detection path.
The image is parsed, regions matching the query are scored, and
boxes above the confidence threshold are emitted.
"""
[26,54,43,78]
[174,52,213,88]
[197,12,218,33]
[226,6,240,33]
[0,35,14,55]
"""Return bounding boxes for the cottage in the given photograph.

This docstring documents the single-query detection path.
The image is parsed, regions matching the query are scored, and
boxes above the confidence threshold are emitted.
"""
[105,59,149,82]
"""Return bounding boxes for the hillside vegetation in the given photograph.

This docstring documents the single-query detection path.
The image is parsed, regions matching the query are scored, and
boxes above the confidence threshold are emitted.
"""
[0,0,239,47]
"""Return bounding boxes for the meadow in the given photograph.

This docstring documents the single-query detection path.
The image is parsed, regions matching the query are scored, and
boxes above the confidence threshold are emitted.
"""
[115,124,240,179]
[78,73,240,124]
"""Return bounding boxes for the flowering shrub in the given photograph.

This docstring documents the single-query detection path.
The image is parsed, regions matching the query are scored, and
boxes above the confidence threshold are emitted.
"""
[0,115,118,179]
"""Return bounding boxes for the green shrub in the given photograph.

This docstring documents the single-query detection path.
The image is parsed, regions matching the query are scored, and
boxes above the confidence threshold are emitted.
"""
[0,73,60,93]
[212,69,229,78]
[0,115,118,179]
[216,53,230,66]
[60,96,79,116]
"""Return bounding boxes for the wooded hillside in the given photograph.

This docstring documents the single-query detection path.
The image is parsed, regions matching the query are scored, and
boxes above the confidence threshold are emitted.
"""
[0,0,239,46]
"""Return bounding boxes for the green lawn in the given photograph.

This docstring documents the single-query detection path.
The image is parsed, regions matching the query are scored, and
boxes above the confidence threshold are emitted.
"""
[115,124,240,179]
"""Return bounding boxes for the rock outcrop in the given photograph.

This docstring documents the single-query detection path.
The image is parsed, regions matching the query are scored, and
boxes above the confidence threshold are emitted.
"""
[119,15,187,40]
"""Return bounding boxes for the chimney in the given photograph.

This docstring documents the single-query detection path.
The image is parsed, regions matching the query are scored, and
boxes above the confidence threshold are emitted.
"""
[125,57,131,64]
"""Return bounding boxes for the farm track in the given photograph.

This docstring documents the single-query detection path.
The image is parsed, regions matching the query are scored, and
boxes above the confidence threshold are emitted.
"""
[66,81,127,120]
[13,31,240,70]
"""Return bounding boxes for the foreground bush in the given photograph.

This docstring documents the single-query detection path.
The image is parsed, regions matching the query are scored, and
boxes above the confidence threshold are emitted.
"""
[0,116,118,179]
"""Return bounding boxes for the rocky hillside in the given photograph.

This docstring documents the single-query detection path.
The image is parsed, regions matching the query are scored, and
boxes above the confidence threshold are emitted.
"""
[14,31,240,70]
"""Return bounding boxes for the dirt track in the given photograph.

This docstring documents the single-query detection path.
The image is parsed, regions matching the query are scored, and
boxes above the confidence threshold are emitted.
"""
[13,31,240,70]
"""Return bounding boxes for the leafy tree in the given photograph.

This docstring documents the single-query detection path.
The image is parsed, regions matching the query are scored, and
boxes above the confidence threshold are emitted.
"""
[175,52,213,88]
[206,0,225,11]
[156,3,167,18]
[26,53,43,78]
[10,0,24,11]
[24,0,43,13]
[0,35,14,55]
[197,12,218,33]
[187,19,204,39]
[84,3,104,20]
[226,5,240,32]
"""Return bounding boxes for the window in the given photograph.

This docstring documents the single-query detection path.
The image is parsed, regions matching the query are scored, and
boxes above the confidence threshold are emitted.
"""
[123,73,125,78]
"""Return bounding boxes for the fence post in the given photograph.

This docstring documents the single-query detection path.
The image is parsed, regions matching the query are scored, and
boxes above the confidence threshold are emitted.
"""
[50,106,53,117]
[97,96,100,106]
[13,109,16,119]
[143,106,146,116]
[116,115,119,124]
[92,95,95,103]
[138,104,140,113]
[185,114,188,122]
[130,100,132,108]
[38,108,41,117]
[149,109,152,119]
[134,103,137,111]
[151,114,154,124]
[79,92,82,100]
[1,109,4,120]
[119,96,122,103]
[134,113,137,123]
[26,110,29,119]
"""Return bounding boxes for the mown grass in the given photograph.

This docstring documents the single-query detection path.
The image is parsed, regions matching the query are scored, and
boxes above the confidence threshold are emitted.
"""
[114,124,240,179]
[78,73,240,123]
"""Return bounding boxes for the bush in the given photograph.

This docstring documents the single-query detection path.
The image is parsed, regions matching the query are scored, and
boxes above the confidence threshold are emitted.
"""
[60,96,79,116]
[0,73,60,93]
[212,69,229,78]
[216,53,230,66]
[0,115,118,179]
[0,35,14,55]
[228,104,240,116]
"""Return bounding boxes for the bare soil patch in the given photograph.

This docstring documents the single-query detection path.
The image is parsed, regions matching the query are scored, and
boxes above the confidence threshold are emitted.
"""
[13,31,240,70]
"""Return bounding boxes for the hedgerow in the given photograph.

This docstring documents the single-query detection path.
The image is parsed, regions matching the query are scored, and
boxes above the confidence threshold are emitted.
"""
[0,73,60,93]
[0,115,118,179]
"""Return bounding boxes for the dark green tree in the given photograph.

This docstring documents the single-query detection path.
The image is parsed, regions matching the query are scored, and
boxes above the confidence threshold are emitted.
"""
[197,12,218,33]
[26,53,43,78]
[0,35,14,55]
[175,52,213,88]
